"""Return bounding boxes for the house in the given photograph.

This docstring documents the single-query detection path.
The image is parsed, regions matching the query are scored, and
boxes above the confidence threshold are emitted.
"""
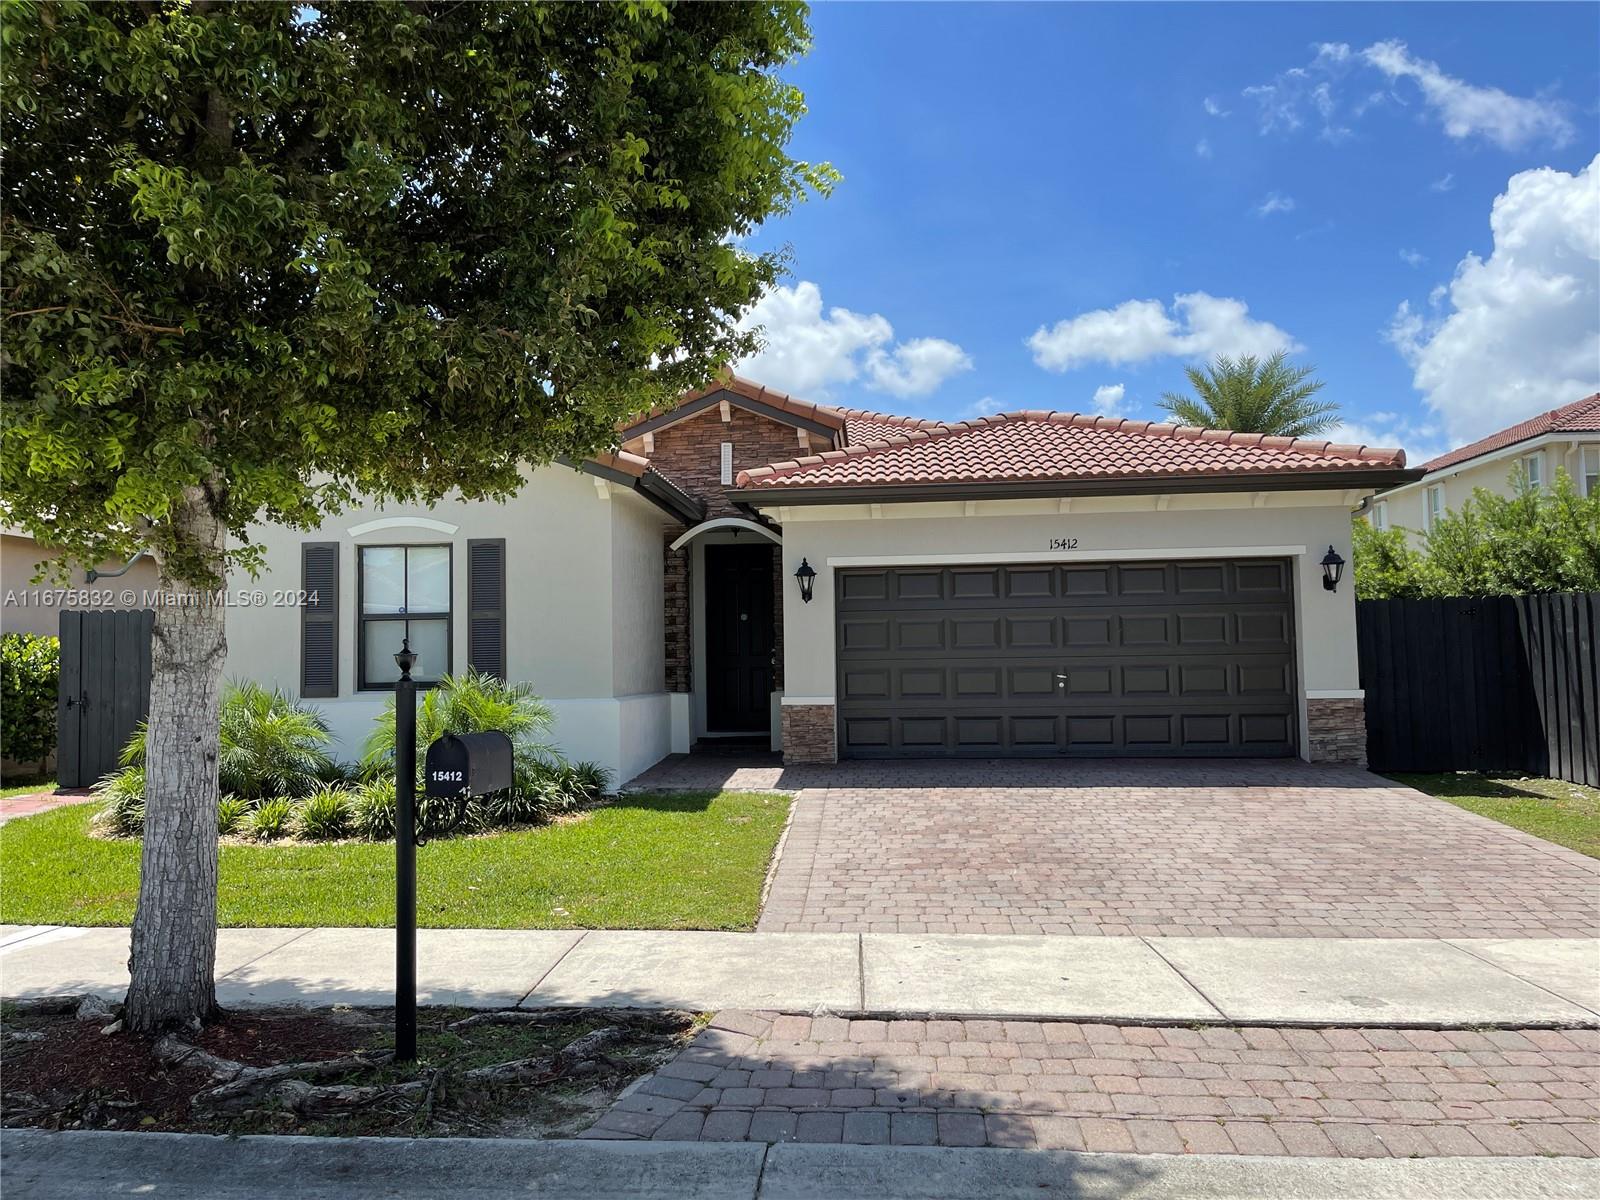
[1,527,163,640]
[1365,393,1600,538]
[221,375,1418,778]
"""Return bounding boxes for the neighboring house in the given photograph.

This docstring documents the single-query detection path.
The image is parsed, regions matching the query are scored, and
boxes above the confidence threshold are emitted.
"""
[221,375,1417,777]
[1,527,163,640]
[1365,393,1600,538]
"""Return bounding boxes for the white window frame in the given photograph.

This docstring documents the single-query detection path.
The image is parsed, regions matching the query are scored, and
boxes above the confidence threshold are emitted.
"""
[1373,500,1388,531]
[1426,485,1443,530]
[1522,452,1543,491]
[1580,445,1599,497]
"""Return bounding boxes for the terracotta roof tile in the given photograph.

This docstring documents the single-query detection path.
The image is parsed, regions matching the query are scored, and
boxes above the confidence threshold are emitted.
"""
[735,412,1407,491]
[1420,393,1600,472]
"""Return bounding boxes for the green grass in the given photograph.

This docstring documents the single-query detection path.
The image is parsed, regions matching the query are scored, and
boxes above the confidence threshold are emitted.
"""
[1391,772,1600,859]
[0,791,790,929]
[0,778,55,800]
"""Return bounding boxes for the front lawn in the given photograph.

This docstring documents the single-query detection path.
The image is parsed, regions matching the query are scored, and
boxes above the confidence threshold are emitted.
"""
[0,791,790,929]
[1391,772,1600,859]
[0,779,55,800]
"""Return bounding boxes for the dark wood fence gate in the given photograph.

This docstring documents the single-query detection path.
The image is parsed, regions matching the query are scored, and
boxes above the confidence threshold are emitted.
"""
[57,610,154,788]
[1356,593,1600,787]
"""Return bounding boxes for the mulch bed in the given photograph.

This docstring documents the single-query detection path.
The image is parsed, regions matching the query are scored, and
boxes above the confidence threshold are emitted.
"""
[2,1002,695,1137]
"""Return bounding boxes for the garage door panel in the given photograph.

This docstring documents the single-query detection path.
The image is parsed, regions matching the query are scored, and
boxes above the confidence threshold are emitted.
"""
[835,559,1297,758]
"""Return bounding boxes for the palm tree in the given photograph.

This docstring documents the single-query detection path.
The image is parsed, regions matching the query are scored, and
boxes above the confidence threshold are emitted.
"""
[1159,351,1339,437]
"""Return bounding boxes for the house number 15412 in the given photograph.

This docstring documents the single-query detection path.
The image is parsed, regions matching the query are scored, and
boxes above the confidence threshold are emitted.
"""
[1049,537,1079,550]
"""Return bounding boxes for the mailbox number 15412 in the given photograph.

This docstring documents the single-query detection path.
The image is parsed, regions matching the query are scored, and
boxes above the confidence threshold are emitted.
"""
[431,770,464,783]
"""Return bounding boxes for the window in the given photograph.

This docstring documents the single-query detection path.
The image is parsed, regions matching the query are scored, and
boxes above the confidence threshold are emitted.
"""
[1373,500,1388,531]
[1522,452,1542,491]
[1582,445,1599,497]
[1426,485,1443,530]
[358,544,451,689]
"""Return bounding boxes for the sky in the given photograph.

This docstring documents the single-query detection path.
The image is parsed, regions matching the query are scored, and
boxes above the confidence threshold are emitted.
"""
[732,1,1600,464]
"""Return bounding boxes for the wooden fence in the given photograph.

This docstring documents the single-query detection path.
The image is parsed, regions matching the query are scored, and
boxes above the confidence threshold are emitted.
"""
[1356,592,1600,787]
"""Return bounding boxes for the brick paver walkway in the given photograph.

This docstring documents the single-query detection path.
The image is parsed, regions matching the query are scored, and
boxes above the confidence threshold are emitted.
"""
[690,760,1600,938]
[0,790,90,825]
[587,1012,1600,1157]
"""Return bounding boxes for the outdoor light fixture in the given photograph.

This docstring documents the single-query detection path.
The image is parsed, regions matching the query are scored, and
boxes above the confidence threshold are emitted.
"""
[794,557,817,603]
[393,637,418,678]
[1320,545,1346,593]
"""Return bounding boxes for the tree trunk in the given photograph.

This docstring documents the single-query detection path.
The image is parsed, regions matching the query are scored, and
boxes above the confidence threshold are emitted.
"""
[125,486,227,1033]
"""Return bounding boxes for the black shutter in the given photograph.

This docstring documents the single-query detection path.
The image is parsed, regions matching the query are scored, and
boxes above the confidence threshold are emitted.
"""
[301,542,339,698]
[467,538,507,680]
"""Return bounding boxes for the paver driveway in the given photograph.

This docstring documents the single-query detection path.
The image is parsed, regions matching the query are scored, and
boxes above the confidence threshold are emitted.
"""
[627,757,1600,938]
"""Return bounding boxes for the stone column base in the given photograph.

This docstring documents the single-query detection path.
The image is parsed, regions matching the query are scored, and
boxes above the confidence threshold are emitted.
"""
[781,703,837,765]
[1307,697,1367,766]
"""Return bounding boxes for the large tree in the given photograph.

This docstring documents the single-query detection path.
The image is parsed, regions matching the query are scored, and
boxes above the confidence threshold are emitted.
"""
[1,0,831,1031]
[1159,351,1339,437]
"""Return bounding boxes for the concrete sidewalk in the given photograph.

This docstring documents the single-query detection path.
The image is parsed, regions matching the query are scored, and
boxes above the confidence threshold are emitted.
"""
[4,1129,1597,1199]
[2,925,1596,1026]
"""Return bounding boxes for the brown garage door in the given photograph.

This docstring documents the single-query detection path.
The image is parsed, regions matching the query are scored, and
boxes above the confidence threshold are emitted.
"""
[835,559,1297,757]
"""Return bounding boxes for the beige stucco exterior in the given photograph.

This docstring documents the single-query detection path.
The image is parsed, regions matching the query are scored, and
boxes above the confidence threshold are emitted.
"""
[223,466,678,783]
[753,489,1368,762]
[1,532,164,640]
[1368,434,1600,539]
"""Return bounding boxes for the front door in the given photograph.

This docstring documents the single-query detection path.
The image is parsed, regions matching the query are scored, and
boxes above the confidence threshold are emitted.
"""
[705,543,775,733]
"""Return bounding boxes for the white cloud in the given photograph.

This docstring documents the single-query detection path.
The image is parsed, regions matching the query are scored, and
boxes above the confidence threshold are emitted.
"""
[1203,96,1229,117]
[1257,191,1296,216]
[737,281,972,400]
[1245,41,1572,151]
[1362,40,1573,151]
[1029,292,1301,372]
[1430,172,1455,193]
[1387,154,1599,444]
[1091,384,1133,418]
[1195,137,1213,159]
[1399,248,1426,267]
[965,395,1006,419]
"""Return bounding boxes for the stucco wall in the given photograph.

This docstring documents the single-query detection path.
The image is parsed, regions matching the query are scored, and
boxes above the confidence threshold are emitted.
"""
[1,535,163,639]
[761,491,1365,761]
[1373,437,1598,538]
[223,467,674,780]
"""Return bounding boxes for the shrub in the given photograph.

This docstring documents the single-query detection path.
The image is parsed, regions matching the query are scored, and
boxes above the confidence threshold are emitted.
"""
[90,766,145,837]
[315,758,361,786]
[362,672,559,785]
[216,795,252,836]
[569,760,612,801]
[295,786,354,841]
[1,632,59,775]
[249,797,297,842]
[118,680,334,800]
[486,779,559,826]
[352,777,397,841]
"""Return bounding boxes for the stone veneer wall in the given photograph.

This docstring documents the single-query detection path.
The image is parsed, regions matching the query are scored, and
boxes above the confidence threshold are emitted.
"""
[1306,698,1367,766]
[628,405,812,520]
[664,536,690,693]
[781,703,836,764]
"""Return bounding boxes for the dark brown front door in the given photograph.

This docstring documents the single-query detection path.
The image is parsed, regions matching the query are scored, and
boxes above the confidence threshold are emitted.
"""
[705,543,775,733]
[835,559,1298,758]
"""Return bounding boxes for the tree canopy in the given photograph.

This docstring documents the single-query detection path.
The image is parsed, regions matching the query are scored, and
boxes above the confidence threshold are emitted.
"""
[1159,351,1339,438]
[2,0,834,585]
[1354,468,1600,600]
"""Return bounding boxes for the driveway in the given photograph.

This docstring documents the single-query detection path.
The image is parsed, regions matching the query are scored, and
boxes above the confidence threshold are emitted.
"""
[625,758,1600,938]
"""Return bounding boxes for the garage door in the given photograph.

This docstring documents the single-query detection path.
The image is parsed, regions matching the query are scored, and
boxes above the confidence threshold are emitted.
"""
[835,558,1297,758]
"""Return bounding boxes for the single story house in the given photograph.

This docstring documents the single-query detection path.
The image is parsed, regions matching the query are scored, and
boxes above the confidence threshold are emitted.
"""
[223,375,1417,779]
[1366,392,1600,538]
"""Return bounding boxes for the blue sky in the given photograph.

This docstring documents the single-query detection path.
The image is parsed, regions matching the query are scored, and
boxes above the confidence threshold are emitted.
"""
[735,2,1600,462]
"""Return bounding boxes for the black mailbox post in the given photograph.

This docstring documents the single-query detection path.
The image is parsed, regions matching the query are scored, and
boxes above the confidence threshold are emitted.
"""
[391,654,516,1063]
[425,732,514,799]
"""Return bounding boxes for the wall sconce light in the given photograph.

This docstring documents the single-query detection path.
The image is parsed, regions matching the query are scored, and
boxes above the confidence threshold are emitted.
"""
[794,557,817,604]
[1320,545,1346,593]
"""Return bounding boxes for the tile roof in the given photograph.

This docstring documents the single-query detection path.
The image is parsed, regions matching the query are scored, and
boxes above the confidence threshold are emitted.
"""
[1420,393,1600,473]
[735,411,1408,491]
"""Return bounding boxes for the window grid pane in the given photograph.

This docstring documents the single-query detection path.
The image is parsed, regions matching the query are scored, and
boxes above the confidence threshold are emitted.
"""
[359,544,451,688]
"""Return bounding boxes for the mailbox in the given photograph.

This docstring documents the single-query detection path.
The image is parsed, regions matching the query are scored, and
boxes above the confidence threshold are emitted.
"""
[424,732,514,798]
